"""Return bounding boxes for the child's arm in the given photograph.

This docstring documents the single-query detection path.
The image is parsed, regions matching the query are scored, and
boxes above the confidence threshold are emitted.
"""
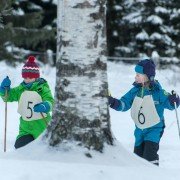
[1,86,21,102]
[109,88,136,111]
[38,83,54,112]
[0,77,20,102]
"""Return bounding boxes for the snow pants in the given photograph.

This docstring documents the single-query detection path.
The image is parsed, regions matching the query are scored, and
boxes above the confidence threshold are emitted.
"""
[134,126,165,166]
[14,134,34,149]
[134,141,159,165]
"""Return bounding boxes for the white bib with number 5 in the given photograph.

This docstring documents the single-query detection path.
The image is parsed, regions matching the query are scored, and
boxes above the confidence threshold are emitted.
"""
[131,95,160,129]
[18,91,47,121]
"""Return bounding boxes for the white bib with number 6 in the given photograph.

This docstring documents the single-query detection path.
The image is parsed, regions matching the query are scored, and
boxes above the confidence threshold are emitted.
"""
[131,95,160,129]
[18,91,47,121]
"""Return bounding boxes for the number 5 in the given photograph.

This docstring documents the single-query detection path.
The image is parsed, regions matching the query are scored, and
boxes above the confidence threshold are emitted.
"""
[27,101,33,119]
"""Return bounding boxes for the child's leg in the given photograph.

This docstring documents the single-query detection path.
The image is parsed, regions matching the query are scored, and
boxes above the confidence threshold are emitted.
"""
[143,141,159,166]
[14,134,34,149]
[134,142,144,158]
[143,127,164,166]
[134,128,144,157]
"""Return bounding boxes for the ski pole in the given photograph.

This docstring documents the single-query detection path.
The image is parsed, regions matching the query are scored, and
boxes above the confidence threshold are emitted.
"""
[41,113,48,126]
[4,88,8,152]
[172,91,180,140]
[174,102,180,140]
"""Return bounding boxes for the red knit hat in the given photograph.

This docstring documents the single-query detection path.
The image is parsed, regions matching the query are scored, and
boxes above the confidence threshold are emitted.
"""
[22,56,40,78]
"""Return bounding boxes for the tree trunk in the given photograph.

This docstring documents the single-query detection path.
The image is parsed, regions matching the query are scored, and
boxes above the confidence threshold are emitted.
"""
[46,0,113,152]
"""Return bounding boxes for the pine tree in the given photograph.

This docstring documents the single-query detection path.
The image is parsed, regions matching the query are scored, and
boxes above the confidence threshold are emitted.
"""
[107,0,180,62]
[107,0,124,56]
[169,0,180,58]
[0,0,57,64]
[0,0,13,62]
[46,0,113,152]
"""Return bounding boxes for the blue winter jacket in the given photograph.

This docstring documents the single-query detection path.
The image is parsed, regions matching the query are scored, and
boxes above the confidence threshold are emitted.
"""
[111,81,177,146]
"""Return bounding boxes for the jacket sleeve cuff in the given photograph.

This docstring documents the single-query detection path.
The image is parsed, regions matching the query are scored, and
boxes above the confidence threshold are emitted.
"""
[45,101,53,112]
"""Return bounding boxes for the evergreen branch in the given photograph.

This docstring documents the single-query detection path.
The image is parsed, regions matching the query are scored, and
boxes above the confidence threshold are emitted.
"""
[0,0,12,17]
[12,26,56,32]
[0,2,13,28]
[1,8,13,16]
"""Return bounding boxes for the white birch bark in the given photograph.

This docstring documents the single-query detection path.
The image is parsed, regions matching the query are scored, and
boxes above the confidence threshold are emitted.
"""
[46,0,113,152]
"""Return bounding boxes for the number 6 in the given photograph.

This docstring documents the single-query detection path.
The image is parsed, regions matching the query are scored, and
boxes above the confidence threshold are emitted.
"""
[138,107,145,124]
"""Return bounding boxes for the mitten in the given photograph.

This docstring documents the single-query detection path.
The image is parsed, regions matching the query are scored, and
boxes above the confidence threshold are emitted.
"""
[0,76,11,94]
[33,101,50,113]
[168,91,180,107]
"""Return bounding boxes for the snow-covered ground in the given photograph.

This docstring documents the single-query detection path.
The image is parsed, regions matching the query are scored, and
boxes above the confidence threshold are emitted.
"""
[0,61,180,180]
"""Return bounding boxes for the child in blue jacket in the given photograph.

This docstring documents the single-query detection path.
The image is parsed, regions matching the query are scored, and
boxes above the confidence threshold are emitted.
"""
[109,59,180,166]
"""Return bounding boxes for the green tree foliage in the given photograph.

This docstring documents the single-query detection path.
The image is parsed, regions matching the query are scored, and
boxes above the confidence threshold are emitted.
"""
[0,0,57,64]
[0,0,13,61]
[170,0,180,58]
[107,0,180,62]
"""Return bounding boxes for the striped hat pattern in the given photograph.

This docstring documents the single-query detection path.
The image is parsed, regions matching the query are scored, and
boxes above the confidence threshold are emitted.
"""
[22,56,40,78]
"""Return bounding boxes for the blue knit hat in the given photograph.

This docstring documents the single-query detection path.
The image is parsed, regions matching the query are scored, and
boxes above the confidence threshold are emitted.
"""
[135,59,156,81]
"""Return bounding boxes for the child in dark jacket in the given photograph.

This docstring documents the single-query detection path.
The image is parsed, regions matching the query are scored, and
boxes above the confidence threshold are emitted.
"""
[109,59,180,166]
[0,56,54,149]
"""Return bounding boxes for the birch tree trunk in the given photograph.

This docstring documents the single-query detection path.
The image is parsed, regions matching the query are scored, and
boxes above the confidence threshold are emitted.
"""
[46,0,113,152]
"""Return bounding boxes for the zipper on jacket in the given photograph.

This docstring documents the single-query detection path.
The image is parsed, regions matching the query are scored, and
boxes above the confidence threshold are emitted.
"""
[141,87,144,98]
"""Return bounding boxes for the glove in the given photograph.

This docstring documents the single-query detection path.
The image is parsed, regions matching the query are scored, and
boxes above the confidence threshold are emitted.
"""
[108,96,115,106]
[168,91,180,107]
[33,101,50,113]
[0,76,11,94]
[108,96,121,110]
